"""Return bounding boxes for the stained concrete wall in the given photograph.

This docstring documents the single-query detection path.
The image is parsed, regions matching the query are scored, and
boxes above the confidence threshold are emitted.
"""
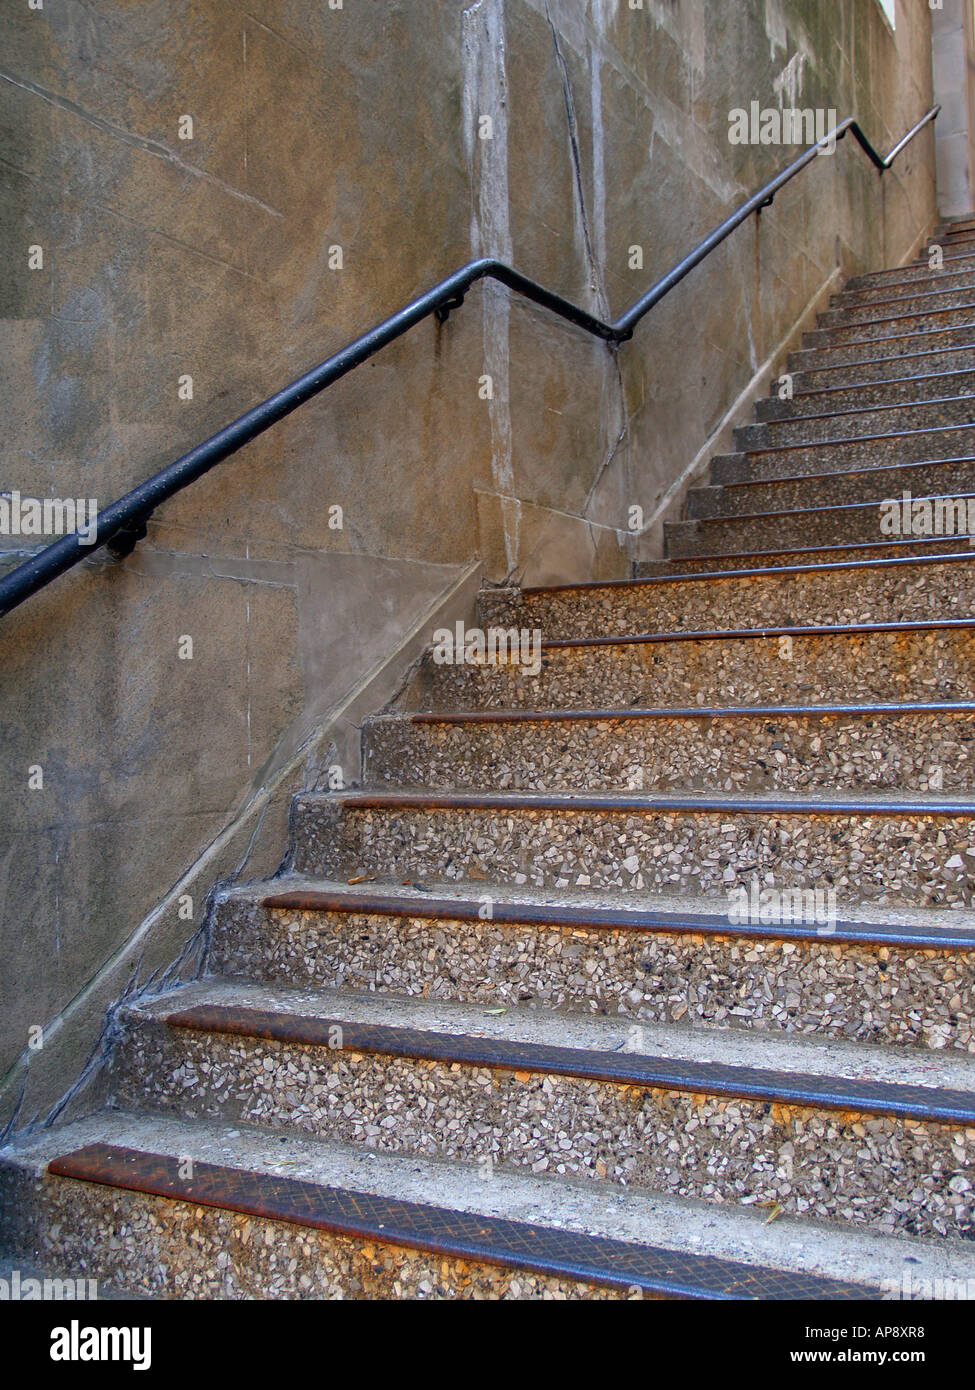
[0,0,937,1130]
[931,0,975,218]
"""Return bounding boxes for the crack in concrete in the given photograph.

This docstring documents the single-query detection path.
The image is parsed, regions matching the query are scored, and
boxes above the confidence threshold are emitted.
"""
[582,371,627,517]
[242,12,313,60]
[543,7,628,538]
[92,199,261,280]
[0,68,284,219]
[544,2,603,306]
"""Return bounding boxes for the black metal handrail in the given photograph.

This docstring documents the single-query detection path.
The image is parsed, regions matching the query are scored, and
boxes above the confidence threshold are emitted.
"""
[0,106,939,620]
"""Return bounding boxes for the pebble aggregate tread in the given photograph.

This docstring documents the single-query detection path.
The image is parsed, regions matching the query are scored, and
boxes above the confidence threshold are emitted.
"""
[45,1143,880,1301]
[163,1002,975,1125]
[523,549,975,592]
[259,885,975,950]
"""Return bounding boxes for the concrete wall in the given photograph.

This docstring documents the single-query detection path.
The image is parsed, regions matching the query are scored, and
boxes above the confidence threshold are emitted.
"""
[931,0,975,218]
[0,0,937,1131]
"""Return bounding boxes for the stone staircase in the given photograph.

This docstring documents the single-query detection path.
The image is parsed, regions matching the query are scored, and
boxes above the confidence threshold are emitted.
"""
[6,219,975,1300]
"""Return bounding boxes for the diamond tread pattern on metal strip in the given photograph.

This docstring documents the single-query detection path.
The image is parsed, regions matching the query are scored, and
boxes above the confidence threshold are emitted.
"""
[259,887,975,951]
[164,1003,975,1126]
[46,1143,879,1300]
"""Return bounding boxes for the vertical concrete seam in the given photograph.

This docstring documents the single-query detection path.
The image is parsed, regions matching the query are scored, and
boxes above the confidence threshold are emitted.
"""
[463,0,518,576]
[544,1,603,307]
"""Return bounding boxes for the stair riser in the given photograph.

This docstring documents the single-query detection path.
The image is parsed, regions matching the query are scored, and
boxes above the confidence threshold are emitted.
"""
[290,798,975,908]
[805,306,975,348]
[211,899,975,1052]
[790,327,975,372]
[845,252,975,292]
[735,398,975,449]
[692,460,975,518]
[822,289,975,325]
[483,562,975,637]
[635,538,975,575]
[363,710,975,795]
[711,425,975,482]
[932,231,975,249]
[792,348,975,391]
[111,1021,975,1240]
[756,371,975,419]
[402,629,975,709]
[836,272,975,309]
[0,1169,604,1300]
[666,502,973,553]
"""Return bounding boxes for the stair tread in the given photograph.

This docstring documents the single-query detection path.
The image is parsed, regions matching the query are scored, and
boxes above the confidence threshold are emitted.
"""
[848,255,975,288]
[669,493,975,528]
[302,785,975,812]
[637,535,975,571]
[389,699,975,722]
[309,785,975,816]
[15,1110,944,1299]
[539,616,975,646]
[134,977,975,1118]
[47,1141,869,1301]
[528,549,975,593]
[785,366,975,402]
[252,873,975,949]
[726,424,975,459]
[834,282,975,311]
[705,455,975,494]
[794,330,975,367]
[814,301,975,332]
[750,390,975,426]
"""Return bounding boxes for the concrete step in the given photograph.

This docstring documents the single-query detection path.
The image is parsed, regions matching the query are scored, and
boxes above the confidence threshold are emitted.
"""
[756,368,975,419]
[7,1109,950,1300]
[713,428,975,483]
[735,395,975,450]
[691,458,975,520]
[805,304,975,349]
[399,618,975,709]
[484,553,975,638]
[791,344,975,392]
[111,978,975,1238]
[363,701,975,796]
[637,537,975,577]
[667,493,975,554]
[834,268,975,310]
[209,876,975,1052]
[289,786,975,909]
[822,287,975,327]
[936,217,975,236]
[845,249,975,292]
[932,229,975,250]
[789,324,975,373]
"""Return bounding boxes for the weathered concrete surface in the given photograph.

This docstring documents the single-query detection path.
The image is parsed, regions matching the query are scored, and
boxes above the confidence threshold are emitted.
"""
[0,548,482,1131]
[0,0,938,1127]
[931,0,975,219]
